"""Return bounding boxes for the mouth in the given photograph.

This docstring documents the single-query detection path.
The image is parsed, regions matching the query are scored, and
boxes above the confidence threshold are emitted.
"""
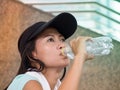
[63,56,68,59]
[60,52,68,59]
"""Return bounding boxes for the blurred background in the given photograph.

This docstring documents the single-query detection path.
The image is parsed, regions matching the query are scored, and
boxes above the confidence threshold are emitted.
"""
[0,0,120,90]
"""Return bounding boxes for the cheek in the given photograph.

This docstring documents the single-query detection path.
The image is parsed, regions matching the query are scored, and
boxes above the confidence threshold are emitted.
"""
[43,49,58,61]
[35,45,57,62]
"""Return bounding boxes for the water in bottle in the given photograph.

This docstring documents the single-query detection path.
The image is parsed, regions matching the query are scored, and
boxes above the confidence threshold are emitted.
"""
[63,36,114,59]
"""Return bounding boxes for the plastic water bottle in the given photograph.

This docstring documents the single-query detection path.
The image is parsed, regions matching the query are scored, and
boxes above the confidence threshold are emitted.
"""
[63,36,114,59]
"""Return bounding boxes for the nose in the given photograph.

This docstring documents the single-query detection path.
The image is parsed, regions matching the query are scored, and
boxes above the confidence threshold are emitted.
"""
[57,42,66,50]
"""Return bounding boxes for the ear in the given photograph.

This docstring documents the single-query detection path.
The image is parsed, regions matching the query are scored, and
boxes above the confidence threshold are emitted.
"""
[32,50,37,59]
[31,51,41,70]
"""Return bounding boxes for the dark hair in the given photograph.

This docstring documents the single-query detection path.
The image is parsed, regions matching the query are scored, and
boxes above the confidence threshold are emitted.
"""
[17,37,45,74]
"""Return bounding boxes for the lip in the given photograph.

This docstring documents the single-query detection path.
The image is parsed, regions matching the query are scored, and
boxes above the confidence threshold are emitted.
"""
[62,56,68,59]
[60,53,68,59]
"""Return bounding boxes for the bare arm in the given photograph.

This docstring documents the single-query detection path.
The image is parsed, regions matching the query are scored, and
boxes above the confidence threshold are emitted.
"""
[58,36,94,90]
[23,80,43,90]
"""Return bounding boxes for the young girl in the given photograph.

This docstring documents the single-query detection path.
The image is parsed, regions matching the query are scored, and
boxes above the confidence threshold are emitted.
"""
[7,12,94,90]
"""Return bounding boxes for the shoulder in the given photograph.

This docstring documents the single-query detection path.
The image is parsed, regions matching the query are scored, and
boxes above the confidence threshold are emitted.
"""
[7,73,39,90]
[23,80,43,90]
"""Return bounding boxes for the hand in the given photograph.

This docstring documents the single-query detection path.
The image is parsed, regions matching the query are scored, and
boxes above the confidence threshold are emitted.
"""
[70,36,94,61]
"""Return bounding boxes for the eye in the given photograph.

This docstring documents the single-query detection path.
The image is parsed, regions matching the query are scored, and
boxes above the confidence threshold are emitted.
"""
[47,37,55,42]
[60,38,65,42]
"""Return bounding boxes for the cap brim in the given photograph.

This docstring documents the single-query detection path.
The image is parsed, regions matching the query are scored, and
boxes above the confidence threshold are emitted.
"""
[30,12,77,40]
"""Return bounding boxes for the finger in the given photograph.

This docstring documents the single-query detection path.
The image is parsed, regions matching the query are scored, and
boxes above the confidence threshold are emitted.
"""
[87,54,94,60]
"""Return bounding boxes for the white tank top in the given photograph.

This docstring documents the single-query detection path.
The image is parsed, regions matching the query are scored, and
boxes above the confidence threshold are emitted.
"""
[26,71,61,90]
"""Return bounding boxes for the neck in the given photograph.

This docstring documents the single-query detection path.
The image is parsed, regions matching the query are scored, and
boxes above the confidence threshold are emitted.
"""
[42,68,63,90]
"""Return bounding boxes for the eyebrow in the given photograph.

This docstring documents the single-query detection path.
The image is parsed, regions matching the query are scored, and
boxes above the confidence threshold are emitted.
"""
[42,33,64,38]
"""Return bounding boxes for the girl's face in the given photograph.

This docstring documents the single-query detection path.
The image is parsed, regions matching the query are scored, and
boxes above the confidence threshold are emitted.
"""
[32,27,70,69]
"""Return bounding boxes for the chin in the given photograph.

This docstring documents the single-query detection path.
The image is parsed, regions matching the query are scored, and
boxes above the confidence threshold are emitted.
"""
[63,59,70,66]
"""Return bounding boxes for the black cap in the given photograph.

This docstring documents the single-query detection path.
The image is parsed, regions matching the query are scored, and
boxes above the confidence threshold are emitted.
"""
[18,12,77,56]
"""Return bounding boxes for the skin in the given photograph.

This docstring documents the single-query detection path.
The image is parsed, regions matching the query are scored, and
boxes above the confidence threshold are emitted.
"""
[23,27,94,90]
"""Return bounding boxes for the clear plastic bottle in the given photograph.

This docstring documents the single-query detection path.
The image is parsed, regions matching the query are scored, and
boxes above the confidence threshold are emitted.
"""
[63,36,114,59]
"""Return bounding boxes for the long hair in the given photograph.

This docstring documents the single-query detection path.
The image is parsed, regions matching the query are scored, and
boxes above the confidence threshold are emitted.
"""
[17,39,45,74]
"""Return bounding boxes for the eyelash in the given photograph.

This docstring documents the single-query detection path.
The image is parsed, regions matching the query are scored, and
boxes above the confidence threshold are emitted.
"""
[48,38,65,42]
[61,38,65,42]
[48,38,54,42]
